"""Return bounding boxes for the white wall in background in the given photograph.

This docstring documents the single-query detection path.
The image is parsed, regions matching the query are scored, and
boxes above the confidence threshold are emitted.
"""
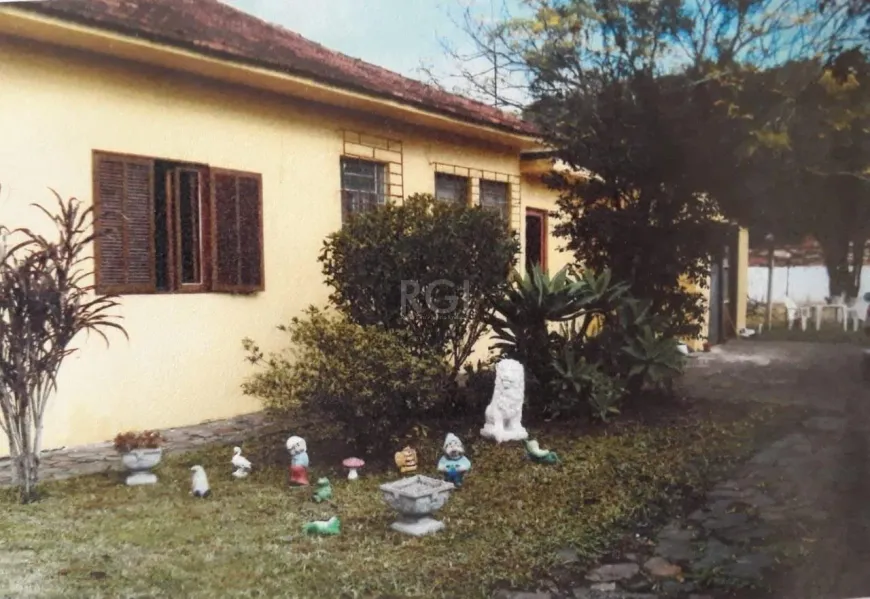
[748,265,870,303]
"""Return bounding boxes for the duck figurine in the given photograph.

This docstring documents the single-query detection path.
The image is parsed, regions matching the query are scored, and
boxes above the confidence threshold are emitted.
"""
[231,446,253,478]
[524,439,561,465]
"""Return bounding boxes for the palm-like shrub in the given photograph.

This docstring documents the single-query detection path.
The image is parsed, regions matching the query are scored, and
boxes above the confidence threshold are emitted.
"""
[0,191,127,503]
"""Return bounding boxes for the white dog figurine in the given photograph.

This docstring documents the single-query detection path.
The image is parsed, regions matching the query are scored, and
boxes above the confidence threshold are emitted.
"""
[190,465,211,498]
[480,358,529,443]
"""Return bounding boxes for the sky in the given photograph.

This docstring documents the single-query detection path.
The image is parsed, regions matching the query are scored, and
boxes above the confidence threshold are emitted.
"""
[223,0,529,105]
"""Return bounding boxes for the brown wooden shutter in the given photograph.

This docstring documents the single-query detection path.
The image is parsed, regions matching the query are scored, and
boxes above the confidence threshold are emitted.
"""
[92,152,156,294]
[210,169,264,293]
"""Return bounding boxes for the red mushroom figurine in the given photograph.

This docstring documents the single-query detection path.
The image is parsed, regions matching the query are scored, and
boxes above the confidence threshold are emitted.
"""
[343,457,364,481]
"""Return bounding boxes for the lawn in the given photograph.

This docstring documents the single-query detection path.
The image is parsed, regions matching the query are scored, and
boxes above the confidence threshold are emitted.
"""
[0,403,772,599]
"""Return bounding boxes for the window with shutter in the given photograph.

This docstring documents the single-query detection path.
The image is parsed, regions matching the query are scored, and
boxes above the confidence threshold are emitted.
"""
[93,153,156,294]
[92,151,264,295]
[210,169,264,293]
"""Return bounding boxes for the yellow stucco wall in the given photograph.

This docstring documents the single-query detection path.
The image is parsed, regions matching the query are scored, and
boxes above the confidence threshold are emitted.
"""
[0,36,536,454]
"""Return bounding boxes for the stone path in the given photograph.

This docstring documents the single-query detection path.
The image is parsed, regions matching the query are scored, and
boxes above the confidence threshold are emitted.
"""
[495,340,870,599]
[0,412,275,486]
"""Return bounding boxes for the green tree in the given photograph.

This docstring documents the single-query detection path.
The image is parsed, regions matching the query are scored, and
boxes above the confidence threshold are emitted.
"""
[705,51,870,298]
[449,0,864,322]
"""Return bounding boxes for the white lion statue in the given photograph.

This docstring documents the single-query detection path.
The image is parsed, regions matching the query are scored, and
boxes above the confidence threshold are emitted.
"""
[480,358,528,443]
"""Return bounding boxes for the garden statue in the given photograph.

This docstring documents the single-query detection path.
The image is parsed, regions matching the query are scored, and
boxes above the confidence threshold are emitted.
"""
[342,457,365,480]
[312,478,333,503]
[524,439,561,465]
[437,433,471,488]
[190,465,211,498]
[231,446,252,478]
[394,446,418,474]
[302,516,341,536]
[286,435,310,486]
[481,358,529,443]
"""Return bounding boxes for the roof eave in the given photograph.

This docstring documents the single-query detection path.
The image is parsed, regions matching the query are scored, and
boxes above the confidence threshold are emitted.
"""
[0,5,541,149]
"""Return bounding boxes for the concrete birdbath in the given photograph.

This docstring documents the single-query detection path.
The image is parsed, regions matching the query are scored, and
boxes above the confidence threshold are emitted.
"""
[379,475,455,536]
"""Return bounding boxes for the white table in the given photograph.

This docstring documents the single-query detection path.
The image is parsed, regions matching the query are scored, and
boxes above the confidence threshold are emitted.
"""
[806,302,848,331]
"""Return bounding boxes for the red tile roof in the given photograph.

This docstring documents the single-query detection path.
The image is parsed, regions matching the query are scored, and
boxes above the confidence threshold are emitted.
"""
[11,0,536,136]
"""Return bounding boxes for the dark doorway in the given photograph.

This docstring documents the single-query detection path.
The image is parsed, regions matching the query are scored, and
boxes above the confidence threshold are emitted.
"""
[708,227,741,345]
[525,208,548,274]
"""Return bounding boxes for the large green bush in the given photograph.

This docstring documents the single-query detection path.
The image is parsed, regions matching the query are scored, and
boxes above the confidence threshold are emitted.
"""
[319,193,519,377]
[241,307,449,453]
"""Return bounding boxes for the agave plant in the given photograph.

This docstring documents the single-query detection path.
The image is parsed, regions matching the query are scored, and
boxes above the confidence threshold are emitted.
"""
[551,343,623,421]
[622,326,687,390]
[488,265,628,391]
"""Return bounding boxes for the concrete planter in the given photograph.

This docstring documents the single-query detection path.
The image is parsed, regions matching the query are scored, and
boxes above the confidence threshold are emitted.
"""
[121,448,163,485]
[380,475,455,536]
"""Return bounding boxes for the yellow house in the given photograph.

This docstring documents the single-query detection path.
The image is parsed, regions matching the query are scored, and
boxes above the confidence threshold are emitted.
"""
[0,0,574,454]
[0,0,744,455]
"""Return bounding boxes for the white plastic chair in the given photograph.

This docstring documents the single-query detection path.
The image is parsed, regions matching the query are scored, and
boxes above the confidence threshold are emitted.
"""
[782,296,811,331]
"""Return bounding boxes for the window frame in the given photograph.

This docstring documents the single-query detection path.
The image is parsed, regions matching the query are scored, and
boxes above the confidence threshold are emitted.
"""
[340,156,387,222]
[479,178,510,222]
[166,164,211,294]
[524,207,549,274]
[434,172,470,205]
[92,150,264,296]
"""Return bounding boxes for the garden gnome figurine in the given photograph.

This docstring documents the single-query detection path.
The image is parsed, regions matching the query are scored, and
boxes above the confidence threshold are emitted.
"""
[481,358,529,443]
[437,433,471,488]
[286,435,310,486]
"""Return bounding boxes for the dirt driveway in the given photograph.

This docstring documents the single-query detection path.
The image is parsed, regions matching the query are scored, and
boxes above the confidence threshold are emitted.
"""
[679,340,870,599]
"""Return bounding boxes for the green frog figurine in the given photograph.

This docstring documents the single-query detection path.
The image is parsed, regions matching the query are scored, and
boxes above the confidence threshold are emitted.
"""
[312,477,333,503]
[302,516,341,536]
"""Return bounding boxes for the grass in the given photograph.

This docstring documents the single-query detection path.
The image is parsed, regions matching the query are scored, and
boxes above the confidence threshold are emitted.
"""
[0,404,774,599]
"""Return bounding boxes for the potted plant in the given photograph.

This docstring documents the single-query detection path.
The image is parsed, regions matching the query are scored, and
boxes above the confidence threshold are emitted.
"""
[114,430,164,486]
